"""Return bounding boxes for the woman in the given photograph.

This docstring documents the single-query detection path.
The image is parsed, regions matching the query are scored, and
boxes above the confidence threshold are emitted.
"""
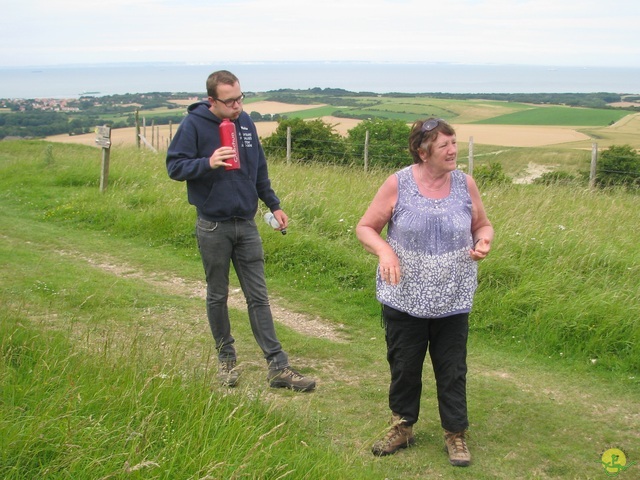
[356,118,493,466]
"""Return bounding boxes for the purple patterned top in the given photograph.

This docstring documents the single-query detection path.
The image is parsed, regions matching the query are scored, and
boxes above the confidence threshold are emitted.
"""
[377,167,478,318]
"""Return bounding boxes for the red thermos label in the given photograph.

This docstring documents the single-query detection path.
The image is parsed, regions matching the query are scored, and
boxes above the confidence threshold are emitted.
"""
[219,119,241,170]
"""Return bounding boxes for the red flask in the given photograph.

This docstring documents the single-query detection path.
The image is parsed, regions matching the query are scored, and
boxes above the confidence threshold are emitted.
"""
[219,118,241,170]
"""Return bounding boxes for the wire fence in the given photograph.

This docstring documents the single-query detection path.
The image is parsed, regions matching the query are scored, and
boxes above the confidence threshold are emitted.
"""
[131,117,639,187]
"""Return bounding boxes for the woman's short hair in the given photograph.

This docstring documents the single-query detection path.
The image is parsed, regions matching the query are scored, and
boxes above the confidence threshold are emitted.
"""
[408,118,456,163]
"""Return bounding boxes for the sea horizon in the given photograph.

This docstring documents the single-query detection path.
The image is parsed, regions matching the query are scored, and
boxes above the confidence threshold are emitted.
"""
[1,61,639,99]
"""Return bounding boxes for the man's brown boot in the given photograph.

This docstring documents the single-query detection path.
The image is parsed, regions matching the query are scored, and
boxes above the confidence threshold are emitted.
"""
[371,414,415,456]
[218,360,240,387]
[444,430,471,467]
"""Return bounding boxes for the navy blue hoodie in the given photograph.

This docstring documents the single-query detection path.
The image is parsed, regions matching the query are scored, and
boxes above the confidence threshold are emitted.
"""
[166,101,281,221]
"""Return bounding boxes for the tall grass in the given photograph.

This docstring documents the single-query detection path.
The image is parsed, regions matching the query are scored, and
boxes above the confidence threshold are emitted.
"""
[2,140,639,478]
[0,191,375,479]
[1,140,638,375]
[473,184,640,372]
[1,316,370,479]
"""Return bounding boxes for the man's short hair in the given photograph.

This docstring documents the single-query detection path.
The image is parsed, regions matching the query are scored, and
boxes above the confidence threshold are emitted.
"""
[206,70,239,98]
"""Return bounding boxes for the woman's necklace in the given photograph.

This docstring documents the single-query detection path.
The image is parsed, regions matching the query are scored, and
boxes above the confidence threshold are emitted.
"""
[419,165,450,192]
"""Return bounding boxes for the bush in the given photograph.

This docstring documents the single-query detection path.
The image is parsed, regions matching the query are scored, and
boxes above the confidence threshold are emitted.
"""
[533,171,579,186]
[346,118,412,168]
[261,117,347,163]
[472,162,511,187]
[595,144,640,188]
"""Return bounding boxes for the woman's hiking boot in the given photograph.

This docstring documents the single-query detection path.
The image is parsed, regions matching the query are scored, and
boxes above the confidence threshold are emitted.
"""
[444,430,471,467]
[371,414,415,456]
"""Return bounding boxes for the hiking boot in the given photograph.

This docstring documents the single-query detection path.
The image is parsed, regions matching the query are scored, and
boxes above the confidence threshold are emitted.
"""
[218,360,240,387]
[371,414,415,456]
[444,430,471,467]
[267,366,316,392]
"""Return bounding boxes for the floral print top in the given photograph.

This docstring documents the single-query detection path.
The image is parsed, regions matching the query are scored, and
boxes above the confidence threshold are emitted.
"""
[377,167,478,318]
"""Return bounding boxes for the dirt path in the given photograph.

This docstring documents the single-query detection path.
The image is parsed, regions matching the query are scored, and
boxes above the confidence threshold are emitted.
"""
[3,216,639,478]
[50,247,640,459]
[512,162,556,184]
[55,249,348,343]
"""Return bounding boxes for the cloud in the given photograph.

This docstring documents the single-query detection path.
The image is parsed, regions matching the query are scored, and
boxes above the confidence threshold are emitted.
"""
[1,0,639,67]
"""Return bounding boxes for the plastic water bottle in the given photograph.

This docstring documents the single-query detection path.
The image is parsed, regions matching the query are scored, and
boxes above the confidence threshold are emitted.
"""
[219,118,240,170]
[264,212,286,235]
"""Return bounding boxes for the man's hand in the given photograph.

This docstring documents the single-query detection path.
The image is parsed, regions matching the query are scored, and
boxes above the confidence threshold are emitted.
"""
[209,146,236,169]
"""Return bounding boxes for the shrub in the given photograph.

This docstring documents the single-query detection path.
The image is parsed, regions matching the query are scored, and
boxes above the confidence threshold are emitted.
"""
[261,117,347,163]
[595,144,640,188]
[346,118,412,168]
[533,171,579,186]
[472,162,511,187]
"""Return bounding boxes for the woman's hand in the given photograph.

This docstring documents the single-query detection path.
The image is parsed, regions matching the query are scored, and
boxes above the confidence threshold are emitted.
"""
[470,237,491,261]
[379,252,401,285]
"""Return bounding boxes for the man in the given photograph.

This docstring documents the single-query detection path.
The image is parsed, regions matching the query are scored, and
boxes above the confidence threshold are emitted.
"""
[166,70,315,392]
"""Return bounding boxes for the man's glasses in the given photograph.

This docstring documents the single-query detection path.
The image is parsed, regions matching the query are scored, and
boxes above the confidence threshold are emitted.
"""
[214,93,245,108]
[421,118,444,132]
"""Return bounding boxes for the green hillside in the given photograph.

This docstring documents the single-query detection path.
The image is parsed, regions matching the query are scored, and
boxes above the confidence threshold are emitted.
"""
[1,139,639,479]
[473,105,628,126]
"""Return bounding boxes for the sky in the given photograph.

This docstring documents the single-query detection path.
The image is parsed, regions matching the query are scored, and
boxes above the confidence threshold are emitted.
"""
[1,0,639,68]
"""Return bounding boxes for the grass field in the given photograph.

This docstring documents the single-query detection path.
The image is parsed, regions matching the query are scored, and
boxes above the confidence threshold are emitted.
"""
[1,140,639,479]
[473,105,628,126]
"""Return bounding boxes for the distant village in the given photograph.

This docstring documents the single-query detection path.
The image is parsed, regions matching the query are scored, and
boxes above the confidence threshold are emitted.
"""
[1,97,82,112]
[0,93,200,138]
[0,92,201,113]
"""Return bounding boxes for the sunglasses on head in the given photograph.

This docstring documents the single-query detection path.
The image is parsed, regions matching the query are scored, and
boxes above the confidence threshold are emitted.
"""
[421,118,445,132]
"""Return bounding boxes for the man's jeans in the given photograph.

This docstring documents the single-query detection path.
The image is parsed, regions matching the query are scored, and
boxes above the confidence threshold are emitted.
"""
[196,217,288,370]
[383,305,469,433]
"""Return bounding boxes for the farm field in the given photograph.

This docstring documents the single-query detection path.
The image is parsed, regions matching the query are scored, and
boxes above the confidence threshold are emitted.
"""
[45,120,592,149]
[46,99,640,150]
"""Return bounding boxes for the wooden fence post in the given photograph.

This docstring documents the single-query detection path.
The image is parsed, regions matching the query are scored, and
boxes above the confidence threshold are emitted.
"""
[95,125,111,192]
[286,126,291,165]
[589,143,598,188]
[135,109,141,149]
[138,133,157,153]
[364,130,370,172]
